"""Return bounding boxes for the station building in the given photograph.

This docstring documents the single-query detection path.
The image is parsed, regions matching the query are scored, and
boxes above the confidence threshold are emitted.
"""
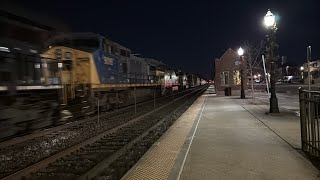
[214,48,248,96]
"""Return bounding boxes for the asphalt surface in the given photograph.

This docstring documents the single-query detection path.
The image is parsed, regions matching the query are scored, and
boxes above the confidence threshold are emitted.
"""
[253,91,299,113]
[248,83,316,114]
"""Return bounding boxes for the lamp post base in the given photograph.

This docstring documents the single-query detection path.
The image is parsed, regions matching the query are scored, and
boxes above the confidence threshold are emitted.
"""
[241,89,245,99]
[269,97,279,113]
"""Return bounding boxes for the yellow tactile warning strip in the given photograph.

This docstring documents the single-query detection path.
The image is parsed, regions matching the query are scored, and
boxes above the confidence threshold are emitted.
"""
[122,95,206,180]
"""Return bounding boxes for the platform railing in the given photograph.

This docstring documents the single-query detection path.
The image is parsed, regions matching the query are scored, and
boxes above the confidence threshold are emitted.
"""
[299,88,320,159]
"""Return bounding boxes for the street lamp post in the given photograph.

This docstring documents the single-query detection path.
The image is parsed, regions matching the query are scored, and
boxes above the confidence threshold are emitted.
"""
[264,9,279,113]
[238,47,245,99]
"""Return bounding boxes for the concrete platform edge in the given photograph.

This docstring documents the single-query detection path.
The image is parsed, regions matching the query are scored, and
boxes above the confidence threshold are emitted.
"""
[167,97,207,180]
[121,95,206,180]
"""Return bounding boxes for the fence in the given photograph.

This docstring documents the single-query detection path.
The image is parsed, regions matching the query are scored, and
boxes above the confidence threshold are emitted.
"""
[299,88,320,159]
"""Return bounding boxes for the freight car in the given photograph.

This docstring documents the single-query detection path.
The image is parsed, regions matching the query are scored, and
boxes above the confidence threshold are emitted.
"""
[0,38,61,139]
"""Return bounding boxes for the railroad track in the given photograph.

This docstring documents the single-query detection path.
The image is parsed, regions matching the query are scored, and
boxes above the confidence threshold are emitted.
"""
[0,86,207,180]
[0,89,171,145]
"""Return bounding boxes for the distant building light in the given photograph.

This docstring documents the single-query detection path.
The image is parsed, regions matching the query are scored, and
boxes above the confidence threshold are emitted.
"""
[0,46,10,52]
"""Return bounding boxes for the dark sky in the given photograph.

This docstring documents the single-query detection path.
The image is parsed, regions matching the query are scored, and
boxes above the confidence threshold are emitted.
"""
[8,0,320,79]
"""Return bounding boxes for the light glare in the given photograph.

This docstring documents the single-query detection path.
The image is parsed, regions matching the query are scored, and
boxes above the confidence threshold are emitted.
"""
[0,46,10,52]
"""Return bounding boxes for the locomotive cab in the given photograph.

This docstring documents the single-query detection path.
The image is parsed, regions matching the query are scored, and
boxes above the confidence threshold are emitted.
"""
[41,45,94,118]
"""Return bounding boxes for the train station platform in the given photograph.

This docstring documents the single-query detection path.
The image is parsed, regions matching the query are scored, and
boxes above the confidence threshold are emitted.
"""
[122,86,320,180]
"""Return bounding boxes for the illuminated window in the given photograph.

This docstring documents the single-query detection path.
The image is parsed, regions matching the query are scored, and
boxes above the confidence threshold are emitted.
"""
[233,70,241,85]
[221,71,229,85]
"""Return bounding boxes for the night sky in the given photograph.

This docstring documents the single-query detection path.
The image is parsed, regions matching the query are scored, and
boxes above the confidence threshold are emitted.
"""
[7,0,320,79]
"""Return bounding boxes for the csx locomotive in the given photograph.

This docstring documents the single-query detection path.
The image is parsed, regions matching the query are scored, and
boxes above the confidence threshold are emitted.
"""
[0,33,204,139]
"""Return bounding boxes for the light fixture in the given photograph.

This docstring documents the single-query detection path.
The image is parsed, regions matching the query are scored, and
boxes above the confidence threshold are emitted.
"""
[264,9,275,27]
[237,47,244,56]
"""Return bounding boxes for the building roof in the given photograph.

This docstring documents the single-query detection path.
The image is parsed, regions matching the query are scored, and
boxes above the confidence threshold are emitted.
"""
[216,48,238,62]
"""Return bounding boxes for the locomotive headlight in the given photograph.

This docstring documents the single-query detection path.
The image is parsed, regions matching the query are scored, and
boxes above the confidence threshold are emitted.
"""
[34,63,41,69]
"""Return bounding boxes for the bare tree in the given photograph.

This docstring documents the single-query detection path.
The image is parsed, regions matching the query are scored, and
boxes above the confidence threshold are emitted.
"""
[242,40,265,101]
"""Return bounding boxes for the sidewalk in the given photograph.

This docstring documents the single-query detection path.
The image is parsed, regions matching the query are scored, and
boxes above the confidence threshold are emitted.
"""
[176,96,319,180]
[234,97,301,149]
[123,87,320,180]
[249,91,300,113]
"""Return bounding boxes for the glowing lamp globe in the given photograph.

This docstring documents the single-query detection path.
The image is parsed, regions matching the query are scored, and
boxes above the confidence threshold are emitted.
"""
[300,66,304,71]
[264,9,275,27]
[237,47,244,56]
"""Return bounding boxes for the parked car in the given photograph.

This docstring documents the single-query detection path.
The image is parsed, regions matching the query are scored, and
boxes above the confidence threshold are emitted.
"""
[289,76,302,83]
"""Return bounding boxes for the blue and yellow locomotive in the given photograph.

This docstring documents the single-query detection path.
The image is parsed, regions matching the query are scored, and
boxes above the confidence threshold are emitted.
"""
[42,33,164,115]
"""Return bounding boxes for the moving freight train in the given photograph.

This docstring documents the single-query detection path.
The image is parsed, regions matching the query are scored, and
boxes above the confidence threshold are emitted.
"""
[0,33,205,139]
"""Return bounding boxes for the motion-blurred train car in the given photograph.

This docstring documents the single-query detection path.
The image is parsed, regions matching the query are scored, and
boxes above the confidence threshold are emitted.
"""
[0,38,61,139]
